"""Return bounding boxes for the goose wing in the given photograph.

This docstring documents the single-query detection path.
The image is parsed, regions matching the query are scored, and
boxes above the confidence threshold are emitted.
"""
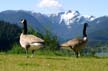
[67,38,83,45]
[61,38,83,47]
[20,34,44,44]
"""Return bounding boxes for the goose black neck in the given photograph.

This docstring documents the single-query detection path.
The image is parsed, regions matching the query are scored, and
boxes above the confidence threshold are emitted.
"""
[22,23,27,34]
[83,24,87,37]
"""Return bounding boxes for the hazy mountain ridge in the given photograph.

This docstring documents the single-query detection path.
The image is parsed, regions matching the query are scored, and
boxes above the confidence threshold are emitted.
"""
[0,10,108,44]
[0,10,45,33]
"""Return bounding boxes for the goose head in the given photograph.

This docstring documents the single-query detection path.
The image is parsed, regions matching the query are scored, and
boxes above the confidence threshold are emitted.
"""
[20,19,27,34]
[21,19,27,24]
[84,23,88,27]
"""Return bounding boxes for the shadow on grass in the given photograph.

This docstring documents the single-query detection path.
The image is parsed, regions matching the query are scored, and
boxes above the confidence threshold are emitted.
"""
[17,62,40,67]
[0,59,2,61]
[93,56,108,59]
[43,57,69,60]
[0,59,4,62]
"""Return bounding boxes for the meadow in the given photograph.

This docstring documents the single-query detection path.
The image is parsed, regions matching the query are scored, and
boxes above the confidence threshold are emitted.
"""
[0,20,108,71]
[0,53,108,71]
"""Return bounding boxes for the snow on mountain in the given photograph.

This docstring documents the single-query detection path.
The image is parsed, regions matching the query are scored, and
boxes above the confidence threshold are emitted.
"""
[83,15,95,21]
[49,10,95,28]
[59,10,80,25]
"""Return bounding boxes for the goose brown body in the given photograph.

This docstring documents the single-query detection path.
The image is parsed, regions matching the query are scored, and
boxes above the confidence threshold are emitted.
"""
[60,23,88,58]
[61,38,87,52]
[20,33,44,49]
[19,19,44,57]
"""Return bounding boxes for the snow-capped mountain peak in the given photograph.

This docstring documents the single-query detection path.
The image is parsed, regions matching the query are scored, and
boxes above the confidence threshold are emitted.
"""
[59,10,80,25]
[47,10,95,28]
[55,10,96,28]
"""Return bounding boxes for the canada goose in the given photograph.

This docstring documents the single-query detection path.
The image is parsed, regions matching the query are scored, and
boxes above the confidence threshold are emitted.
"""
[20,19,44,57]
[60,23,88,58]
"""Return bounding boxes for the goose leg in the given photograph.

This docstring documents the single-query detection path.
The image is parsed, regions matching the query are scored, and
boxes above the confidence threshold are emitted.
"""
[72,48,79,58]
[75,51,79,58]
[31,50,35,57]
[25,45,30,58]
[25,48,29,58]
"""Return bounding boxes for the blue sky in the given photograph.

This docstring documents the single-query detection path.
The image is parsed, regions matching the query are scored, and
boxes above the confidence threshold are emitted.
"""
[0,0,108,17]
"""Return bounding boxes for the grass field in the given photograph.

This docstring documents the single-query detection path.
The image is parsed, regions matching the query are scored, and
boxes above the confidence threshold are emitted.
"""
[0,54,108,71]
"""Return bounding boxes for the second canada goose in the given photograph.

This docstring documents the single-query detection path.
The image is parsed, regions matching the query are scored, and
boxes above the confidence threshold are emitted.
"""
[20,19,44,57]
[60,23,88,58]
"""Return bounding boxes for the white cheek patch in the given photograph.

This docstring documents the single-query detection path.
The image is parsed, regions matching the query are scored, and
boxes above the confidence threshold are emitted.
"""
[83,37,87,41]
[21,19,24,23]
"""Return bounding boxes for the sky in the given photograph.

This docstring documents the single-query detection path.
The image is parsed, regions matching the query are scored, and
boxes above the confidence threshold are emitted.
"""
[0,0,108,17]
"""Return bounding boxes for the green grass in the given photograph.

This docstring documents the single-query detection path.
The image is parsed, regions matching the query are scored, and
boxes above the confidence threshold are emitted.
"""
[0,54,108,71]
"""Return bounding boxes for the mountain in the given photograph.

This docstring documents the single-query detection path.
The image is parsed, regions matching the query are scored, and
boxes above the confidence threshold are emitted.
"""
[87,16,108,46]
[49,10,95,28]
[0,10,94,40]
[0,10,108,46]
[47,10,95,42]
[0,10,45,33]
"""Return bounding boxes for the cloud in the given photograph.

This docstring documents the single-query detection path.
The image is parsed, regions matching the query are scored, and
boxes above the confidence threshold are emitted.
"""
[37,0,62,9]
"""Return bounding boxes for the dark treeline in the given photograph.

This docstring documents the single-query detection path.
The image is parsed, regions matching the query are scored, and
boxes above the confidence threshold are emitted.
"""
[0,20,59,52]
[0,20,21,51]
